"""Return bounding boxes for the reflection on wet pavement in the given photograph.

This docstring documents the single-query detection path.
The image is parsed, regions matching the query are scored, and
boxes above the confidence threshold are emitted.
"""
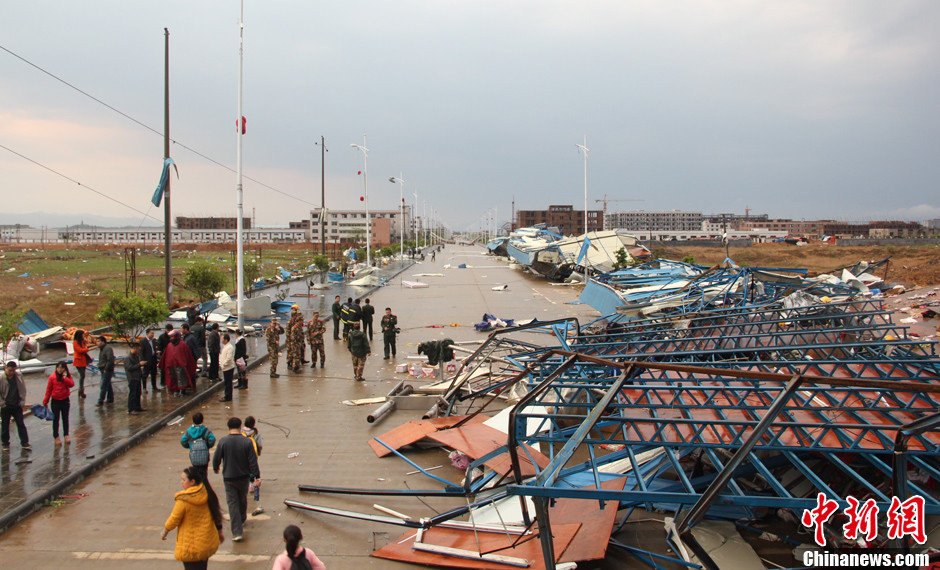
[0,259,412,519]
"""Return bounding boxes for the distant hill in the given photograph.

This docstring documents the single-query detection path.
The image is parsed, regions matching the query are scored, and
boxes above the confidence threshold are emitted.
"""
[0,211,162,229]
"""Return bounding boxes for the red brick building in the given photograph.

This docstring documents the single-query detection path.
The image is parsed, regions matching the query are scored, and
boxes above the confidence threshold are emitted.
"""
[515,204,602,236]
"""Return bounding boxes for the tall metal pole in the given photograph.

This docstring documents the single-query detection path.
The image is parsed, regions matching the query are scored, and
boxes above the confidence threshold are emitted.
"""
[423,199,427,248]
[235,1,245,329]
[412,189,418,247]
[390,175,404,259]
[163,28,173,306]
[320,135,325,256]
[351,137,371,267]
[577,135,589,236]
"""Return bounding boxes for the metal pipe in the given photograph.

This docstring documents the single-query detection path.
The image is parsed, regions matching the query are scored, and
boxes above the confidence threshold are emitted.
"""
[367,384,413,423]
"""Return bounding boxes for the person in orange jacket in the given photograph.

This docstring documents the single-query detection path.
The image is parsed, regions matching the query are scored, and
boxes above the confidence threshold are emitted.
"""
[71,329,91,399]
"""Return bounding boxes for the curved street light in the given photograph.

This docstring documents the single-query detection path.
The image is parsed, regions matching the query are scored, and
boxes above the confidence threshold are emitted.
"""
[351,137,371,267]
[389,174,405,260]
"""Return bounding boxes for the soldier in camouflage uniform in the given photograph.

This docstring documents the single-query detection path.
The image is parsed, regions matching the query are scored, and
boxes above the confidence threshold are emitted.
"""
[265,317,284,378]
[346,322,370,381]
[306,312,326,368]
[286,306,306,372]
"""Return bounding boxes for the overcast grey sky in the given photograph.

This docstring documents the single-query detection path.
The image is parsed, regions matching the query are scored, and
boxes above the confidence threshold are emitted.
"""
[2,1,939,230]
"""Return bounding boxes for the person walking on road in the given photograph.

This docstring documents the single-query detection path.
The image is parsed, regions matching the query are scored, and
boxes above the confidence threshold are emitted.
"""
[286,307,305,373]
[346,323,370,382]
[141,329,158,391]
[361,298,375,341]
[212,417,260,542]
[219,334,235,402]
[43,361,74,445]
[162,465,224,570]
[234,330,248,390]
[124,341,147,414]
[242,415,263,513]
[381,307,399,359]
[331,295,342,340]
[181,412,216,482]
[0,362,30,451]
[265,318,284,378]
[206,324,220,382]
[95,336,115,406]
[271,524,327,570]
[306,312,326,368]
[72,329,91,399]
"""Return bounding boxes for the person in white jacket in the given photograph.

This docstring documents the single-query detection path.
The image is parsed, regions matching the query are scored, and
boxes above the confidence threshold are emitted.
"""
[218,334,236,402]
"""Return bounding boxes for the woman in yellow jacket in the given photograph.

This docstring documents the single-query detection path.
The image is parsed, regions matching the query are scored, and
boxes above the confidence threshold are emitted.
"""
[162,465,224,569]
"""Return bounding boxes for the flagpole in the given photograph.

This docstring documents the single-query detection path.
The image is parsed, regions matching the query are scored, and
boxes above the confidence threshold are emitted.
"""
[235,0,245,329]
[163,28,173,306]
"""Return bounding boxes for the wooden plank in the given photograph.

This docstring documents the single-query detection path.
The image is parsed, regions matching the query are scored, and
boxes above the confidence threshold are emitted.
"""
[551,476,627,563]
[369,415,490,457]
[373,523,580,570]
[426,423,550,478]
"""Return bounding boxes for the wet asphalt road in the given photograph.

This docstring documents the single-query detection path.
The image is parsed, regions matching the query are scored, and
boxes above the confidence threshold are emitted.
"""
[0,248,664,569]
[0,259,414,519]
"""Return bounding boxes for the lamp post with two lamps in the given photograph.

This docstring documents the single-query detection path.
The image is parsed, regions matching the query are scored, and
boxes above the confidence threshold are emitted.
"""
[350,137,371,267]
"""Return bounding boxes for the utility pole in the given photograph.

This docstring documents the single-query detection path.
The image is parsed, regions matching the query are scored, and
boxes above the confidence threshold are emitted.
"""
[163,27,173,306]
[320,135,326,256]
[576,135,589,235]
[235,1,245,329]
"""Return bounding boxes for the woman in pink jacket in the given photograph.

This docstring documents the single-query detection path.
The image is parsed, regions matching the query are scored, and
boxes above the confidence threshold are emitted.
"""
[272,525,326,570]
[43,362,75,444]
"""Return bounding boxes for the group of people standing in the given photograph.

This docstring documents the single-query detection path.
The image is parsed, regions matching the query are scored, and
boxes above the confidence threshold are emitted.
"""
[263,297,398,383]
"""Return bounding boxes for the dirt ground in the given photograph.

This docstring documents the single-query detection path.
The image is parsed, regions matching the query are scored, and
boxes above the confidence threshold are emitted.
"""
[663,243,940,287]
[1,242,937,329]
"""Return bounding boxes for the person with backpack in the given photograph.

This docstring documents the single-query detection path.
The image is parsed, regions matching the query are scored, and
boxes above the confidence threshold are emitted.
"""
[271,524,326,570]
[181,412,216,481]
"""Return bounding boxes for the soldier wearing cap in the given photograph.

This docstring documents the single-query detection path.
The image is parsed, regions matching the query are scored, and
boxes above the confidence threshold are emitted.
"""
[266,318,285,378]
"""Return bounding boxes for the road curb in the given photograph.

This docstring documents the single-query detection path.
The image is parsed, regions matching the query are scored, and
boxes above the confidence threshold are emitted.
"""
[0,352,269,535]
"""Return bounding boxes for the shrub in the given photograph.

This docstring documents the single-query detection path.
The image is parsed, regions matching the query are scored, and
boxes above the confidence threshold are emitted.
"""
[183,262,228,301]
[96,293,167,342]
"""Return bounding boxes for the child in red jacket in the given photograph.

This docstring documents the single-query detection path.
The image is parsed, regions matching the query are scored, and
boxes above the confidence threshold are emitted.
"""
[43,362,75,445]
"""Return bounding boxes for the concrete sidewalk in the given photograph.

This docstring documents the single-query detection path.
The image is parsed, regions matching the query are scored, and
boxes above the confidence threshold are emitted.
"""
[0,247,626,568]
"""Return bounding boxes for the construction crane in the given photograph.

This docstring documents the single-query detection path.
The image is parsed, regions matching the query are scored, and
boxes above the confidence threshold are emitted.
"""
[595,194,645,231]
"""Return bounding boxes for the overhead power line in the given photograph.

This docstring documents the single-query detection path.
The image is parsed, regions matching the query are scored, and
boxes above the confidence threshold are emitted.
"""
[0,43,317,207]
[0,142,163,223]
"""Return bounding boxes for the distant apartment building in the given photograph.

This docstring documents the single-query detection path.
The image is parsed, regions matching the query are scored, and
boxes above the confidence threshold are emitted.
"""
[605,210,703,232]
[516,205,602,235]
[309,207,411,245]
[735,219,831,239]
[289,219,311,229]
[176,216,252,230]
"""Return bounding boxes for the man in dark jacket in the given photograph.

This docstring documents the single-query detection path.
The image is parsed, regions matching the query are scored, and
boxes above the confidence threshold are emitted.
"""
[123,342,146,414]
[346,323,370,382]
[381,307,399,359]
[140,328,158,391]
[180,323,200,385]
[361,298,375,341]
[156,323,174,388]
[191,318,207,376]
[212,416,260,542]
[186,301,199,326]
[331,295,342,340]
[0,362,30,450]
[206,324,221,381]
[95,336,115,406]
[234,329,248,389]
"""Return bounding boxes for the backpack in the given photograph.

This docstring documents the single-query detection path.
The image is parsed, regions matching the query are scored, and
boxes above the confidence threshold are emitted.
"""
[189,433,210,466]
[287,548,312,570]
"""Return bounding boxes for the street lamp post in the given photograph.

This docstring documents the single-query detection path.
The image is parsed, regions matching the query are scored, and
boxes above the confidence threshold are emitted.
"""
[576,135,589,236]
[351,137,371,267]
[389,174,404,259]
[412,189,418,249]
